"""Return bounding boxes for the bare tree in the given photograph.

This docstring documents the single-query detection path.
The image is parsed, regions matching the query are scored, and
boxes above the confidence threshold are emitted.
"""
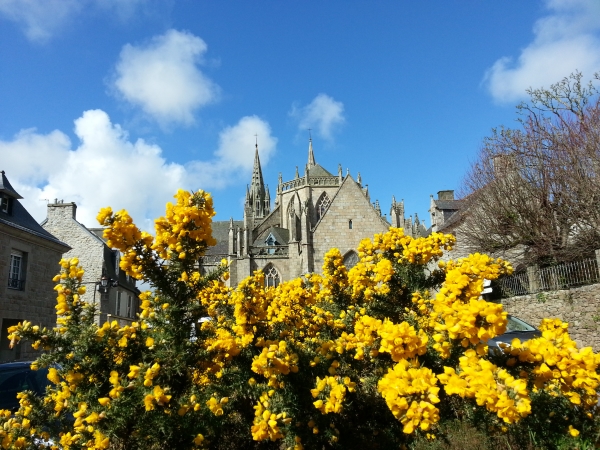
[460,72,600,266]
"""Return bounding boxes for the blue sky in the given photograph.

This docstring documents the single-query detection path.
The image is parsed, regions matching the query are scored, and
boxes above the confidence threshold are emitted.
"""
[2,0,600,232]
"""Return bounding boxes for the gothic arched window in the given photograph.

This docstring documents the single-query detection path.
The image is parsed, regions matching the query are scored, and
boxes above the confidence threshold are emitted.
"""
[343,250,359,269]
[316,192,331,222]
[264,264,281,288]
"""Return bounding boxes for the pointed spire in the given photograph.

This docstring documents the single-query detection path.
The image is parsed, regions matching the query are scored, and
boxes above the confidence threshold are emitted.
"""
[248,142,268,218]
[295,166,299,178]
[308,137,316,167]
[229,217,234,230]
[251,143,265,191]
[374,200,381,216]
[357,172,362,186]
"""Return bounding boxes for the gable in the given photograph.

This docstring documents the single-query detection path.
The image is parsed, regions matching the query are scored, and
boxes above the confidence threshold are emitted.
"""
[311,176,390,271]
[313,176,390,234]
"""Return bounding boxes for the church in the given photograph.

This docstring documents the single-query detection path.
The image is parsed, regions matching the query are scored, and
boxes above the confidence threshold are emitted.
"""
[199,140,427,287]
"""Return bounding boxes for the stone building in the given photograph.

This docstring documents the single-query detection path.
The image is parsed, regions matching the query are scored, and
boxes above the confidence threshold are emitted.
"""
[0,171,70,362]
[200,140,427,286]
[42,201,140,326]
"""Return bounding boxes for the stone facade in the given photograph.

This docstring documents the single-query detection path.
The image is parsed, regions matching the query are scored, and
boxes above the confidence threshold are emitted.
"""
[0,171,70,362]
[201,140,427,286]
[42,201,139,325]
[501,283,600,351]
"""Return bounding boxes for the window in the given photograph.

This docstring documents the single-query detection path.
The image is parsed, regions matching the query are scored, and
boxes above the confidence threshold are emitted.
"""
[0,196,10,213]
[264,265,281,288]
[265,233,278,255]
[126,295,133,317]
[115,291,122,316]
[8,250,25,290]
[348,219,353,229]
[114,251,120,276]
[343,251,359,269]
[316,193,331,222]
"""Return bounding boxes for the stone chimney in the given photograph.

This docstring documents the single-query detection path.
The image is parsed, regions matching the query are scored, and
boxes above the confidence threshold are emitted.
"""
[47,200,77,222]
[437,190,454,201]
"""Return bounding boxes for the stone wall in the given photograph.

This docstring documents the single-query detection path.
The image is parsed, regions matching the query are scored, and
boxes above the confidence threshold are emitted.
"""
[42,202,140,325]
[312,177,389,272]
[0,226,67,362]
[42,202,105,305]
[501,283,600,351]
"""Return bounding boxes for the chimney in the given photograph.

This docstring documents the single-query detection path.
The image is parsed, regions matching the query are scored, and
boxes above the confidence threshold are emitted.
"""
[437,190,454,201]
[47,201,77,221]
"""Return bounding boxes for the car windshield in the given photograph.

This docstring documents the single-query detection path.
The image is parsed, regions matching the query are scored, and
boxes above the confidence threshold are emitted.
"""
[505,316,536,332]
[0,365,50,410]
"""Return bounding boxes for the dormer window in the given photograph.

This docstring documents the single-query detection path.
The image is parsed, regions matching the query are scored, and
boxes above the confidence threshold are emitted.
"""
[112,250,121,276]
[265,233,278,255]
[1,196,10,214]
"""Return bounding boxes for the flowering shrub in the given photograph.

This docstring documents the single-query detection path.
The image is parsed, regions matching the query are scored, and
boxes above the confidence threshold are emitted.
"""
[2,190,599,449]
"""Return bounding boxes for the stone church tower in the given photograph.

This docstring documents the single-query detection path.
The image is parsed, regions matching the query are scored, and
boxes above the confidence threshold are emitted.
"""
[200,140,427,286]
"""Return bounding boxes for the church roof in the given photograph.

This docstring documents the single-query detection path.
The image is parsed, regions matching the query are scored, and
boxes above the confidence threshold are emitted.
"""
[204,220,243,255]
[308,163,334,178]
[305,138,334,178]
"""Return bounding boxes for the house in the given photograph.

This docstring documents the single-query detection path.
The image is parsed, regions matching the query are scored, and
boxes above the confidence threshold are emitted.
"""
[0,171,70,362]
[42,201,140,326]
[200,140,427,286]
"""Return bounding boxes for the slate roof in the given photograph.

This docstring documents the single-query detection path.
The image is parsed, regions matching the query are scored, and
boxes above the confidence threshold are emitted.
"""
[0,171,23,199]
[205,220,243,255]
[88,228,108,242]
[0,198,69,248]
[308,164,334,178]
[433,199,464,211]
[253,226,290,246]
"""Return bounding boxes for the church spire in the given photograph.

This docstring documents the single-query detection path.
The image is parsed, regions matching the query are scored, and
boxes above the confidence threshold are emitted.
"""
[308,137,316,167]
[248,141,269,218]
[251,143,265,192]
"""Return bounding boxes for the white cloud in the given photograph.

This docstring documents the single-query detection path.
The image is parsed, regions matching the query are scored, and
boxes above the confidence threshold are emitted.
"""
[113,29,220,126]
[186,115,277,189]
[0,0,148,43]
[290,94,345,141]
[0,0,80,42]
[484,0,600,103]
[0,110,276,228]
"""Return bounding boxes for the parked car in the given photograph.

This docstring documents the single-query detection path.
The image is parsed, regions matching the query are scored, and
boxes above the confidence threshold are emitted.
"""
[0,361,50,411]
[488,315,541,356]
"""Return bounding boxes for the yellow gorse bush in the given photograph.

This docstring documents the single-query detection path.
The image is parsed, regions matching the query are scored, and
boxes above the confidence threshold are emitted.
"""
[2,190,599,450]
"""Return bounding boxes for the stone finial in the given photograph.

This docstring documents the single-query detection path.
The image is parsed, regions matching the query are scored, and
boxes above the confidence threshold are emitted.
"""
[374,200,381,216]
